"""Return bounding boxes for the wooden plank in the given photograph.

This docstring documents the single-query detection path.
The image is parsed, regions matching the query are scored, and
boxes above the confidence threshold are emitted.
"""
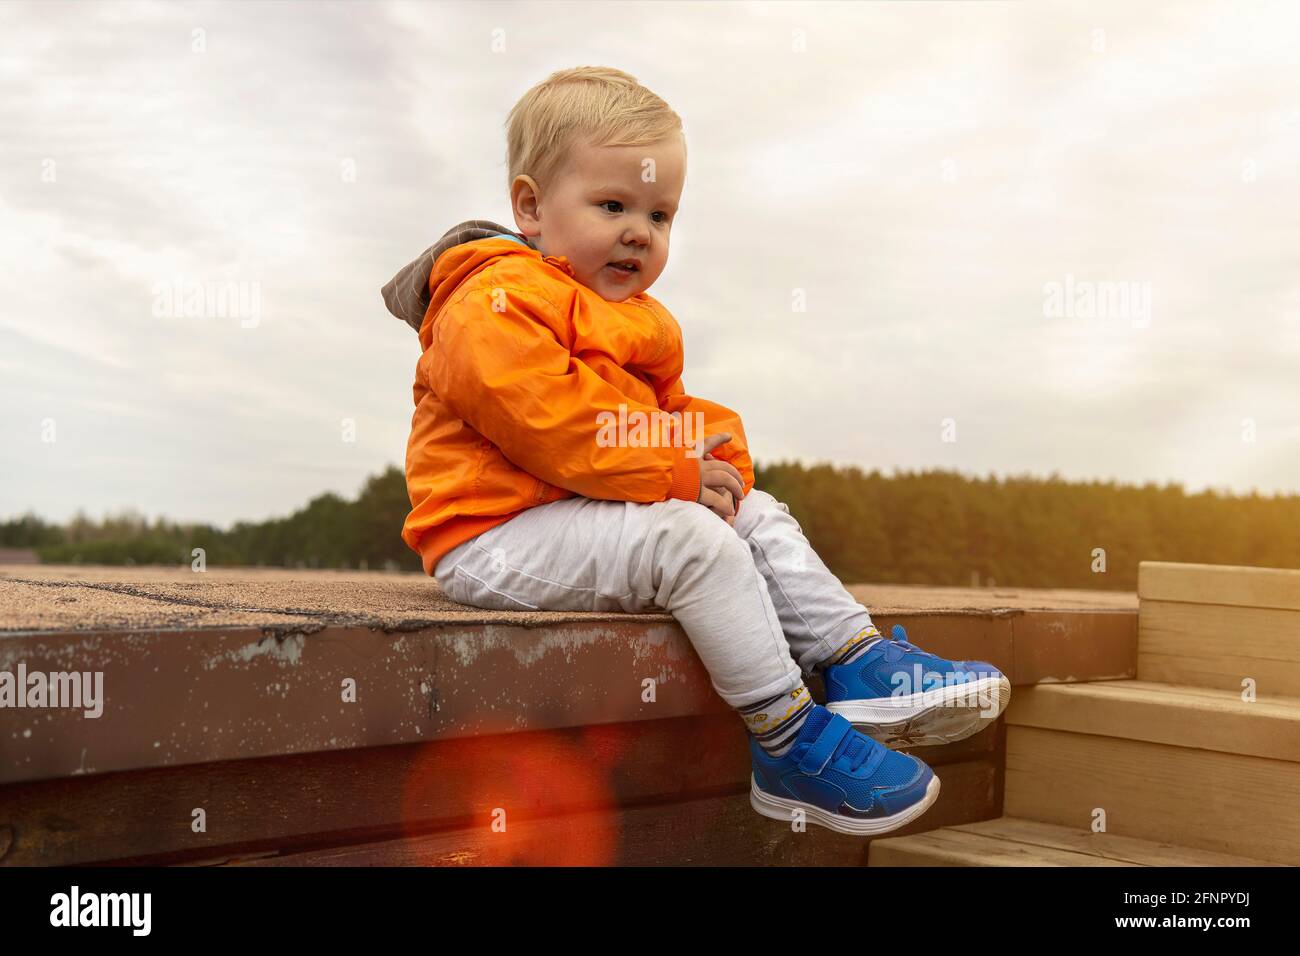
[1004,680,1300,761]
[0,620,729,786]
[1081,679,1289,702]
[1138,601,1300,696]
[870,827,1137,867]
[880,609,1137,688]
[1010,610,1136,685]
[947,816,1281,867]
[225,760,998,867]
[1139,561,1300,610]
[0,715,738,866]
[0,713,995,866]
[1005,725,1300,865]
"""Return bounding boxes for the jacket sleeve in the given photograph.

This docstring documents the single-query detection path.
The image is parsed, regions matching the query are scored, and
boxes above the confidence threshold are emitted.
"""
[656,376,755,497]
[425,285,702,504]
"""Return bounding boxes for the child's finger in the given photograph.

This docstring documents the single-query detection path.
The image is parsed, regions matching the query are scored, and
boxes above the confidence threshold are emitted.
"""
[713,459,744,489]
[701,476,738,509]
[701,457,745,495]
[701,486,736,517]
[703,469,744,502]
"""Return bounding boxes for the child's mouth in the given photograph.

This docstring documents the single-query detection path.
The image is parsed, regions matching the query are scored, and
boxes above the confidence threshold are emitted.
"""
[606,261,640,277]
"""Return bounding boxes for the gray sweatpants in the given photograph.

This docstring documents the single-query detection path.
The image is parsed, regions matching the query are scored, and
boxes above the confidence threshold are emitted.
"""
[433,488,877,710]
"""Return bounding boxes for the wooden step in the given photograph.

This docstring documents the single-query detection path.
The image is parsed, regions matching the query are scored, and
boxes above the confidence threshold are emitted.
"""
[1138,561,1300,695]
[1005,679,1300,761]
[868,816,1281,867]
[1003,706,1300,864]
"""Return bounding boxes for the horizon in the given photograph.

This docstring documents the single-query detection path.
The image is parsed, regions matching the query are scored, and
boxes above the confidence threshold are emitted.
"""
[6,458,1299,534]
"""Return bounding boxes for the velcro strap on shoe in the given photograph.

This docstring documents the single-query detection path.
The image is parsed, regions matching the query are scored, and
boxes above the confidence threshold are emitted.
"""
[797,713,854,775]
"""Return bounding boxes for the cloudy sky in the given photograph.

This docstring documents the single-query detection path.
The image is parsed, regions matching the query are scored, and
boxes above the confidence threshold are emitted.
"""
[2,0,1298,528]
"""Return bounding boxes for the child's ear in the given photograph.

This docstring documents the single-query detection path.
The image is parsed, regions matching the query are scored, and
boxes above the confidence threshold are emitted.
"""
[510,174,542,235]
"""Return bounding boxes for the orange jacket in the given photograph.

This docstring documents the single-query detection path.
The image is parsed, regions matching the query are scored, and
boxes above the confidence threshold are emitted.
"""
[385,229,755,576]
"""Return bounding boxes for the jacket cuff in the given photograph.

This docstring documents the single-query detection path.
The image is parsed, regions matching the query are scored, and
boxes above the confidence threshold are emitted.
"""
[667,445,701,503]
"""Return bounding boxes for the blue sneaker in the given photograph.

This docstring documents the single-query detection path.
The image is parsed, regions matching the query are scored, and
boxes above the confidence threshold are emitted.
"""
[823,625,1011,748]
[749,704,940,835]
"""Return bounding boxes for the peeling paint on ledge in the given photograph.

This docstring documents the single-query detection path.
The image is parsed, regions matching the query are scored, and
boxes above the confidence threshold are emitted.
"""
[201,634,306,670]
[443,622,683,669]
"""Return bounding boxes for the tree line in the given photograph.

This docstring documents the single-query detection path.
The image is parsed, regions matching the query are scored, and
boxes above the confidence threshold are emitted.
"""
[3,462,1297,590]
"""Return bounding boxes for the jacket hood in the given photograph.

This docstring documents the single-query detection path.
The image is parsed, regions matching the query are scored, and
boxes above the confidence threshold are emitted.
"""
[381,219,542,334]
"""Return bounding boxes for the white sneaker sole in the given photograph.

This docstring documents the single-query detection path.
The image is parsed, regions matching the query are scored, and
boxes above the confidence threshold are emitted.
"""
[749,772,941,836]
[826,676,1012,748]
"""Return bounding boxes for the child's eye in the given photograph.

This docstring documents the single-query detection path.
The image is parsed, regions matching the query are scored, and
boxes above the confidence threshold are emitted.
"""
[601,200,669,223]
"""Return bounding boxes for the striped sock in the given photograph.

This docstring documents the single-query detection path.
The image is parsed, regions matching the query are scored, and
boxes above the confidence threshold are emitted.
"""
[739,684,814,757]
[819,623,884,669]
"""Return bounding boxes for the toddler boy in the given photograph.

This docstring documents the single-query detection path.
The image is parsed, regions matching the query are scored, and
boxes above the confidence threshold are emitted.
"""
[382,66,1009,834]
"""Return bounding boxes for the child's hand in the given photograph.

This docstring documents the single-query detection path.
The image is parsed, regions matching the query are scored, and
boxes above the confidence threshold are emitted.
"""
[705,455,739,527]
[717,487,737,527]
[696,433,744,524]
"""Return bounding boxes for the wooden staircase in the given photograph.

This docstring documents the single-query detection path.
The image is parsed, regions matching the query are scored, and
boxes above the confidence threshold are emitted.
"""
[870,561,1300,867]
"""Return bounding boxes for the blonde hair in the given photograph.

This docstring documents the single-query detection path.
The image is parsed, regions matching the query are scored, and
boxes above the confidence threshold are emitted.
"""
[505,66,685,193]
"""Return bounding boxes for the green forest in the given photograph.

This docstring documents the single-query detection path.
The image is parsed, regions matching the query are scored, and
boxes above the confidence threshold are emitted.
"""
[4,461,1298,591]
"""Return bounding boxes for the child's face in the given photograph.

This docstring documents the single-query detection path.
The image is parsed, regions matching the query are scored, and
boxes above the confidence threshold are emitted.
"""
[513,134,685,302]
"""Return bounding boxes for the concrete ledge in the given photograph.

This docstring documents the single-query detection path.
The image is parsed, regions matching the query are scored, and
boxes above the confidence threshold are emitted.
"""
[0,564,1136,633]
[0,565,1136,787]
